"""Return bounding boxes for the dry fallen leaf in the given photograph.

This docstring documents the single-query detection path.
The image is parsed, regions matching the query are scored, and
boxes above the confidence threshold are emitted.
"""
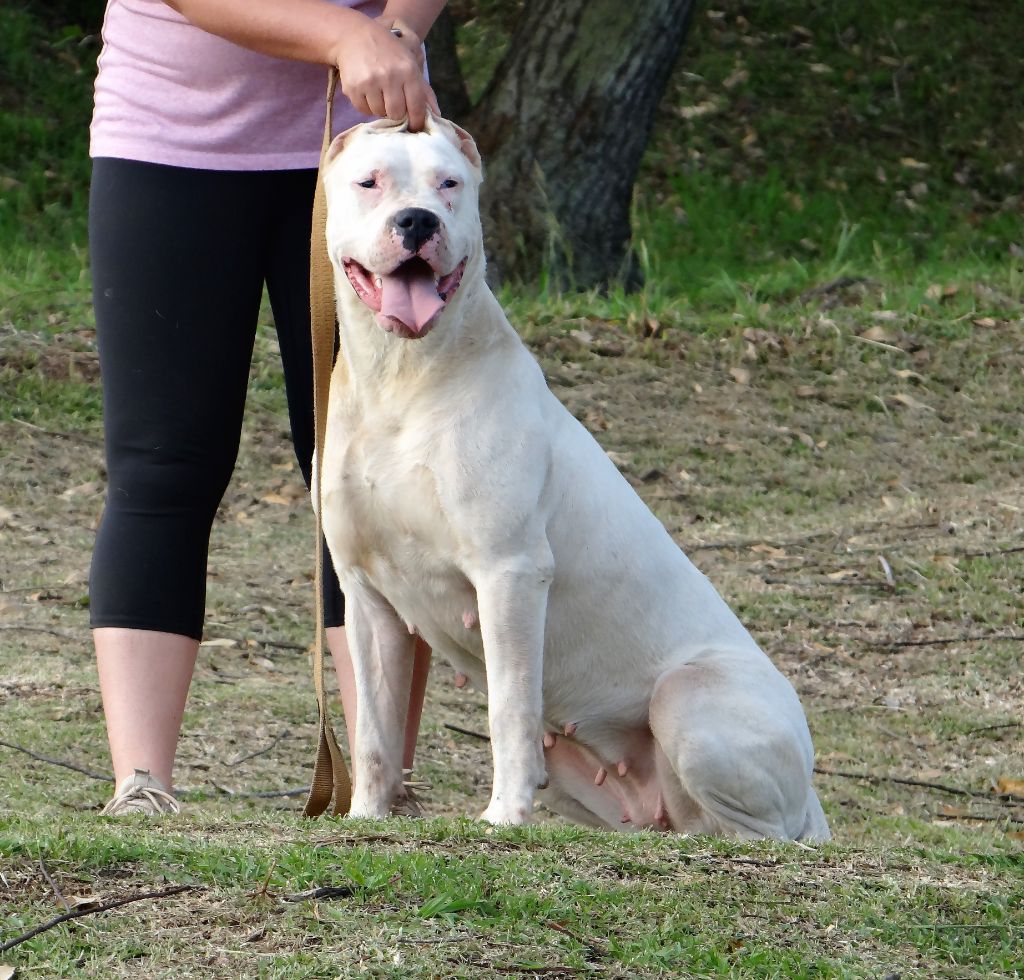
[67,894,104,911]
[973,316,997,328]
[200,638,237,649]
[890,392,932,411]
[938,804,975,819]
[996,777,1024,798]
[893,368,925,383]
[60,480,103,500]
[605,450,630,470]
[729,366,750,385]
[860,324,897,342]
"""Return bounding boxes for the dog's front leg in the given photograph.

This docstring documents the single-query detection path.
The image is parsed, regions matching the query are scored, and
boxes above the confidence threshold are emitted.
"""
[475,551,553,825]
[344,580,415,818]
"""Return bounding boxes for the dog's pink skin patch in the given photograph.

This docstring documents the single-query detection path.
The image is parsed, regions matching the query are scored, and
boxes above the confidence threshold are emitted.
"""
[343,259,382,312]
[543,732,669,831]
[462,610,478,629]
[454,672,469,689]
[543,732,557,749]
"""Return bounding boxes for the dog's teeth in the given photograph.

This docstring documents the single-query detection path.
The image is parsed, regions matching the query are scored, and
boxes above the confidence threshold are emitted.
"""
[594,767,607,786]
[563,722,577,737]
[375,276,383,288]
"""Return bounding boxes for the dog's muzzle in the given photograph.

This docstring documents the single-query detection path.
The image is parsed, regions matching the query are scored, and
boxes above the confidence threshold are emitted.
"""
[343,254,468,339]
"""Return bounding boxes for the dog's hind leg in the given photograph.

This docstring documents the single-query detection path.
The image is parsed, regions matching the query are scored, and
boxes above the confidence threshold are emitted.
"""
[649,655,830,842]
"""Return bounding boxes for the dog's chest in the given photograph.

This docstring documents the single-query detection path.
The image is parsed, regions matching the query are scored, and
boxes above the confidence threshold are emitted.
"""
[321,415,475,620]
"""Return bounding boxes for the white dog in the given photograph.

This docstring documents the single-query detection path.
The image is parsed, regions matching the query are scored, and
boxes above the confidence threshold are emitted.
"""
[319,115,830,841]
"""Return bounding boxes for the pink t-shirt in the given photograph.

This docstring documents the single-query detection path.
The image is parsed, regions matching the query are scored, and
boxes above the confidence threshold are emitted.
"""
[90,0,384,170]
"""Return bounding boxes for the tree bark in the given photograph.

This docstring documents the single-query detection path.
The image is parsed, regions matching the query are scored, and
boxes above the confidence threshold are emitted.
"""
[465,0,695,290]
[424,8,472,121]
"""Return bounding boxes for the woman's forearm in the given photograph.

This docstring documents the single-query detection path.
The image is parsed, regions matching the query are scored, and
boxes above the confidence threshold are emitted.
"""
[164,0,373,66]
[380,0,448,44]
[162,0,444,128]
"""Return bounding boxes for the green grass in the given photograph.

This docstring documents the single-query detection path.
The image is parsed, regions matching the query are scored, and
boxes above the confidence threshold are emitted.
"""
[2,815,1021,977]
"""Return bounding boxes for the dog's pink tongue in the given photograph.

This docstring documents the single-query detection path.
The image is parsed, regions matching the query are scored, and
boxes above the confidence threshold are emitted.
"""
[379,266,444,333]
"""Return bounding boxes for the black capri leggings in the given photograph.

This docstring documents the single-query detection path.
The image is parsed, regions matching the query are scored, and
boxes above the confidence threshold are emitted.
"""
[88,157,344,639]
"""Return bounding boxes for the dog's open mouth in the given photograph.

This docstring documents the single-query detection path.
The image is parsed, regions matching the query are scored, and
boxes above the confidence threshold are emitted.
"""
[343,256,468,337]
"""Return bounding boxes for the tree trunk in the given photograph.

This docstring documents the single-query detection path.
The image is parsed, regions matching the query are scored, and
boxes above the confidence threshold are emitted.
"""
[465,0,695,290]
[424,8,472,121]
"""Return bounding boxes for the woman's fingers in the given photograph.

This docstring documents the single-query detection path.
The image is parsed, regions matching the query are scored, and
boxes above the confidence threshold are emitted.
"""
[335,18,434,130]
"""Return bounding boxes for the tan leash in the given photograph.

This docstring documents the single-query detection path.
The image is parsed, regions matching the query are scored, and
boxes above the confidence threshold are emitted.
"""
[303,67,352,818]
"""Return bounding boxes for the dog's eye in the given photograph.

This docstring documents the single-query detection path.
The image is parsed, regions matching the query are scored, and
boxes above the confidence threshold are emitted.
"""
[440,178,459,189]
[357,177,377,189]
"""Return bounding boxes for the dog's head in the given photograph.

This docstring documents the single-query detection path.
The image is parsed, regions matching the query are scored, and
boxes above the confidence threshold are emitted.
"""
[323,113,483,341]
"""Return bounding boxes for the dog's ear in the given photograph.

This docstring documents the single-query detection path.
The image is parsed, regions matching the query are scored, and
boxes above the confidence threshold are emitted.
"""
[449,122,482,172]
[325,123,364,164]
[428,113,483,174]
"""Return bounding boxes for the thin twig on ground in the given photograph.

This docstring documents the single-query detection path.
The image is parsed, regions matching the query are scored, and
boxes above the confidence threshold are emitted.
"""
[444,723,490,742]
[0,884,197,954]
[9,417,102,446]
[814,767,1023,808]
[38,859,70,912]
[229,729,291,766]
[955,545,1024,559]
[878,634,1024,648]
[959,722,1022,738]
[178,783,308,799]
[0,739,111,782]
[0,625,77,639]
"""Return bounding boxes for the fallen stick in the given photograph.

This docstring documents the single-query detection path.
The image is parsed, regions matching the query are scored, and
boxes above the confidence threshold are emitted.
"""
[0,625,77,640]
[814,767,1023,808]
[444,723,490,742]
[229,729,291,766]
[38,859,70,913]
[879,634,1024,648]
[0,739,111,782]
[0,885,196,953]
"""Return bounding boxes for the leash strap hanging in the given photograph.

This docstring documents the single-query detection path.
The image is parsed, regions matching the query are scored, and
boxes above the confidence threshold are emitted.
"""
[304,67,352,818]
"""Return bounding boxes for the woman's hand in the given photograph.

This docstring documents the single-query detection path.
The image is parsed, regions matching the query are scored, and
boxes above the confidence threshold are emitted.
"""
[329,16,437,131]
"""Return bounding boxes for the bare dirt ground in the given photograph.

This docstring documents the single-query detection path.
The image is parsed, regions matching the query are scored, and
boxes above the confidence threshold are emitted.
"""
[2,307,1022,846]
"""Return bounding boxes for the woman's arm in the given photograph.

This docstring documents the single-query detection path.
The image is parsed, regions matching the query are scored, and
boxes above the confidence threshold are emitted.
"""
[378,0,448,46]
[164,0,445,129]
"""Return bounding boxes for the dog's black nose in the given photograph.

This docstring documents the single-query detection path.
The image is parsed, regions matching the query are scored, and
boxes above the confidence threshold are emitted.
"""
[392,207,440,252]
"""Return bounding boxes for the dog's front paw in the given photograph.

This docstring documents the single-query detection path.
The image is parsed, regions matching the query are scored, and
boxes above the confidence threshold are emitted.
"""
[480,797,533,826]
[347,798,390,820]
